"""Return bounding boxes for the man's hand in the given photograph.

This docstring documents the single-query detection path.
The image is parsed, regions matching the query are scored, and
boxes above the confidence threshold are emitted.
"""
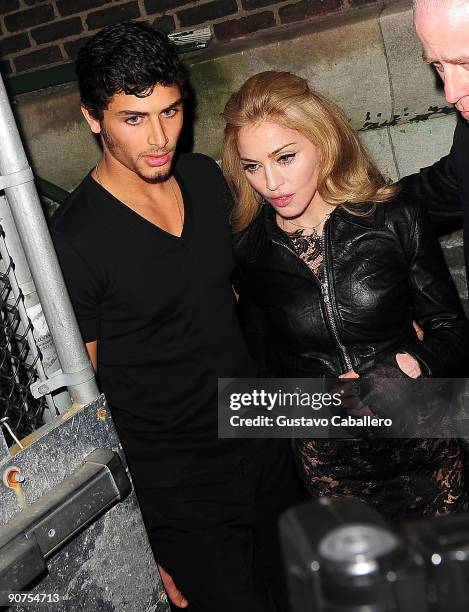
[157,564,188,608]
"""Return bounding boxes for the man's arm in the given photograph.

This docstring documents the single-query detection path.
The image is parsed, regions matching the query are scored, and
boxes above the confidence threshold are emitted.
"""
[86,340,97,370]
[400,122,463,233]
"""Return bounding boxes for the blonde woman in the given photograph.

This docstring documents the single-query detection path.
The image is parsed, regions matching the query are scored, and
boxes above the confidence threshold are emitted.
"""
[222,71,468,519]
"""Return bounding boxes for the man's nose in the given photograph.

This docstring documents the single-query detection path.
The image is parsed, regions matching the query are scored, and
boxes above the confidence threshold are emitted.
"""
[148,117,169,149]
[443,65,469,105]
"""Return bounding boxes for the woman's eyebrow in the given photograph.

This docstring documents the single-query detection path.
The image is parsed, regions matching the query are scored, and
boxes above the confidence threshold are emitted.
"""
[240,142,296,162]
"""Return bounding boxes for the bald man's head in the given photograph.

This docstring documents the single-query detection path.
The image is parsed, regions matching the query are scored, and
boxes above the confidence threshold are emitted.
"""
[413,0,469,119]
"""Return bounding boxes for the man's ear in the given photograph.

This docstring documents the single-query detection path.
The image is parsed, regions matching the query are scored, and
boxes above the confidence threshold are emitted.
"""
[81,105,101,134]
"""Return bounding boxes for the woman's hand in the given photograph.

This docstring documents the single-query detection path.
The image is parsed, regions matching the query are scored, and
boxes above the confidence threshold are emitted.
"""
[395,352,421,378]
[338,369,360,379]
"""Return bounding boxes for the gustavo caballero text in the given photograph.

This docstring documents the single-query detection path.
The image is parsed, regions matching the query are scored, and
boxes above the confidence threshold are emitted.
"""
[230,415,393,427]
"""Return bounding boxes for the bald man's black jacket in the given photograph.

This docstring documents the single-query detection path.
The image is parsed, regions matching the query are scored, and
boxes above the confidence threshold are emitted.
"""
[401,117,469,298]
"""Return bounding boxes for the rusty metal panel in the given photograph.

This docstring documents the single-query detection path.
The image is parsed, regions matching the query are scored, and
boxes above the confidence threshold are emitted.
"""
[0,395,169,612]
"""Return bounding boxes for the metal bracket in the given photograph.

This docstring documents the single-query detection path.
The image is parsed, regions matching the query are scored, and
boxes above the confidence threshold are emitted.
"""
[0,449,131,597]
[0,166,34,191]
[30,363,95,398]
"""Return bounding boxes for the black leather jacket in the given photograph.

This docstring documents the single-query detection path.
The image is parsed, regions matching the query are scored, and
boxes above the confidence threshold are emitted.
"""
[233,193,468,378]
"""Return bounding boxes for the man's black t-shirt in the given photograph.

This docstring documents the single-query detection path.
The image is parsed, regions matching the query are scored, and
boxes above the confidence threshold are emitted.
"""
[50,153,260,487]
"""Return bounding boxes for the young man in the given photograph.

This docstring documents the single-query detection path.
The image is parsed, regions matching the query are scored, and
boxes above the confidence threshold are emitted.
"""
[50,21,301,612]
[402,0,469,297]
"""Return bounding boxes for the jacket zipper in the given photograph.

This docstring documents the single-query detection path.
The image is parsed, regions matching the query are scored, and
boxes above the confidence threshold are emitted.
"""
[271,220,354,372]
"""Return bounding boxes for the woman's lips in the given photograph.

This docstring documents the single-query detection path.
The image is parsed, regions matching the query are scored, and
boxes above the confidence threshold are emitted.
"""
[144,152,171,167]
[269,194,294,207]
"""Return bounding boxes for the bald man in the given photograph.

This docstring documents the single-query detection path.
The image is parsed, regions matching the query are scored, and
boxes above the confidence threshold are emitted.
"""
[401,0,469,299]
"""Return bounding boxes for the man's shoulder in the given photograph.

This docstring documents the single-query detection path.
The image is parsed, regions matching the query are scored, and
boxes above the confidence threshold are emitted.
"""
[49,172,106,254]
[453,117,469,154]
[50,175,100,235]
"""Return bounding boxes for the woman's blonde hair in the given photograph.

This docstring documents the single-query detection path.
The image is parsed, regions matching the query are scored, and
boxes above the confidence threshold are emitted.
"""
[221,71,399,232]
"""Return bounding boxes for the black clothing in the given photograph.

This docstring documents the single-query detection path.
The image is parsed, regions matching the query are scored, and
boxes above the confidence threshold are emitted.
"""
[234,193,467,378]
[401,117,469,297]
[51,152,302,610]
[136,441,302,612]
[234,194,468,519]
[51,152,263,487]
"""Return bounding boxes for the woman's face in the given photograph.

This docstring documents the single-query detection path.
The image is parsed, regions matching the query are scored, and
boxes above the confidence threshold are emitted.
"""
[236,119,325,221]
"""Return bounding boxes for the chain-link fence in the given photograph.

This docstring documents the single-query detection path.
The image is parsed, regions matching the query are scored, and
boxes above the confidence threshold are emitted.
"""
[0,227,46,444]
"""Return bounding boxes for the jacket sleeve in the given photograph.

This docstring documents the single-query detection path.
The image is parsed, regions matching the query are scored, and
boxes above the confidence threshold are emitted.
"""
[397,203,468,377]
[400,123,463,233]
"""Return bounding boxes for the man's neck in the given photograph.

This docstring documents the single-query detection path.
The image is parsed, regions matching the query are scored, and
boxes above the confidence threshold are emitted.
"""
[94,155,172,204]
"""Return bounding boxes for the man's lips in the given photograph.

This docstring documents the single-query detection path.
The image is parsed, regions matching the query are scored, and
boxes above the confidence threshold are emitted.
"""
[269,193,294,207]
[143,152,171,167]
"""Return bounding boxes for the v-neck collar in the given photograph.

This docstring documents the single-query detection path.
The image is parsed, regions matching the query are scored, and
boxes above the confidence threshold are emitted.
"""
[87,165,193,242]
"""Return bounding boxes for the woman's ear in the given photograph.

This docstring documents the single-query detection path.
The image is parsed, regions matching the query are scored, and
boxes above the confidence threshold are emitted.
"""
[81,105,101,135]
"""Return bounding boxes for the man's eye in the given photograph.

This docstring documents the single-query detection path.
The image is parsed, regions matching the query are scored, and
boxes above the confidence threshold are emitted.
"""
[126,116,142,125]
[278,153,296,164]
[242,164,258,173]
[162,108,179,118]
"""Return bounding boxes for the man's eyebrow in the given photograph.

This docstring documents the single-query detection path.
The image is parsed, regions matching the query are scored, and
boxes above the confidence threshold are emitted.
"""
[240,142,296,162]
[116,110,148,116]
[115,98,183,116]
[161,98,183,112]
[423,52,469,64]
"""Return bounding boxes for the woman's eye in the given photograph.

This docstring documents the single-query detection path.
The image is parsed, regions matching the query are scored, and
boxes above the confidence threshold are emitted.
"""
[432,62,444,73]
[278,153,296,164]
[242,164,258,173]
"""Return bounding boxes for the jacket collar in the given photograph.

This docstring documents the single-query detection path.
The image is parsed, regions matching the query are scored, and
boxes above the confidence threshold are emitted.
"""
[261,199,385,239]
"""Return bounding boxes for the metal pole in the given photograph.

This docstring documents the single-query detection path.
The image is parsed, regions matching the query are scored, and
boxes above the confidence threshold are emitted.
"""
[0,194,71,418]
[0,73,98,407]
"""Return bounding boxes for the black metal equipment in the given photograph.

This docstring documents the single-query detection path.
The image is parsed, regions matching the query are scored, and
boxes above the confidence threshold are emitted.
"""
[279,496,469,612]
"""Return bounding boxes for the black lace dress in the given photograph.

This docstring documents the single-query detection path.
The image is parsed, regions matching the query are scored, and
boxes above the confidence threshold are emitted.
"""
[286,227,468,520]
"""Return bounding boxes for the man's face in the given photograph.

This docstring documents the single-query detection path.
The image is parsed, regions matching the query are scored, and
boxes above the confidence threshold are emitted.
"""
[414,1,469,120]
[83,83,183,181]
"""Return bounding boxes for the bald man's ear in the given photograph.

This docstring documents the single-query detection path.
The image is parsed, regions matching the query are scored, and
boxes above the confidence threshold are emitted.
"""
[81,105,101,134]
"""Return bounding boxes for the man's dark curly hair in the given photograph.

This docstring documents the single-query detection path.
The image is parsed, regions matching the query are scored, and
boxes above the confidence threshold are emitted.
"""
[76,21,188,120]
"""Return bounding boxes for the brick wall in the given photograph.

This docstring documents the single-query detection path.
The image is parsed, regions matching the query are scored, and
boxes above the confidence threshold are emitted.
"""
[0,0,387,76]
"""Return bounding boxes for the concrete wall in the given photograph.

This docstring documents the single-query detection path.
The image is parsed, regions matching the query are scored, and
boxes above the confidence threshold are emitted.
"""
[10,0,467,307]
[0,0,401,76]
[13,0,455,189]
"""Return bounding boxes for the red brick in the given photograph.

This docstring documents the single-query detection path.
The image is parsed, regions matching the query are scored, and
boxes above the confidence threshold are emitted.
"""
[214,11,275,41]
[241,0,275,9]
[64,34,94,60]
[145,0,190,14]
[279,0,342,24]
[14,45,63,72]
[0,0,19,14]
[86,1,140,30]
[57,0,110,17]
[5,4,54,32]
[32,17,83,45]
[0,33,30,58]
[152,14,176,34]
[178,0,238,28]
